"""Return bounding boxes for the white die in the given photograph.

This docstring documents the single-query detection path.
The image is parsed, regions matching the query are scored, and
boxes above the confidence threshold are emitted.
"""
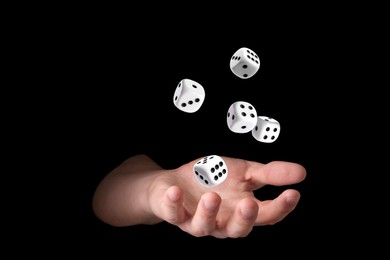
[252,116,281,143]
[173,79,205,113]
[227,101,258,133]
[230,47,260,79]
[193,155,228,188]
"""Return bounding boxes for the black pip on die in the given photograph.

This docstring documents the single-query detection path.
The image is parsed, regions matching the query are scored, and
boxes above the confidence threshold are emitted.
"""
[193,155,228,187]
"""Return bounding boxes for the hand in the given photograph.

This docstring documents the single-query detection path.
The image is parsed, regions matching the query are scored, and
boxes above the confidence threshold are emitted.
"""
[93,154,306,238]
[147,156,306,238]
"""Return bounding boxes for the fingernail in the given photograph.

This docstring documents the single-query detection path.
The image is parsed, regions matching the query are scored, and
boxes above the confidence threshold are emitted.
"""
[241,207,257,219]
[203,199,218,211]
[285,196,298,205]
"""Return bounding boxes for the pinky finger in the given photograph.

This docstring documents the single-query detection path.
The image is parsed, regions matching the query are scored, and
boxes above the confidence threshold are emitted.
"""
[161,186,186,224]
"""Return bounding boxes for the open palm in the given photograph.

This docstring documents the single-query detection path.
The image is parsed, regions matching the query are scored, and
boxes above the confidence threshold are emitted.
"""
[148,156,306,238]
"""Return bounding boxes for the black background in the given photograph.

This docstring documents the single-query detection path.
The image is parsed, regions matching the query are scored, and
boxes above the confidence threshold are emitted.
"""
[16,13,371,257]
[67,29,327,244]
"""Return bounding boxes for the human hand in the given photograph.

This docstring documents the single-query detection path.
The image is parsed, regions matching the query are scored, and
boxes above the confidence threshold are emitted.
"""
[148,156,306,238]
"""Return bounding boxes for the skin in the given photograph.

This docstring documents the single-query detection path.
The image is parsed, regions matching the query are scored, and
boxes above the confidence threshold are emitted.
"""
[92,154,306,238]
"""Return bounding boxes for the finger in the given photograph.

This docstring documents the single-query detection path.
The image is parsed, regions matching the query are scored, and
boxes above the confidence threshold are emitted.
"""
[255,189,301,225]
[161,186,186,224]
[226,198,259,238]
[247,161,306,188]
[190,192,221,237]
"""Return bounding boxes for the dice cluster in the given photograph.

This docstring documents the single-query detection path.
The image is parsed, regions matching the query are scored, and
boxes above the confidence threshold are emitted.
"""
[227,101,280,143]
[173,47,281,187]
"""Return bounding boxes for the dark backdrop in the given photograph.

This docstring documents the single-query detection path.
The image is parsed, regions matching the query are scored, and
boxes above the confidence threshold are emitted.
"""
[28,18,361,256]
